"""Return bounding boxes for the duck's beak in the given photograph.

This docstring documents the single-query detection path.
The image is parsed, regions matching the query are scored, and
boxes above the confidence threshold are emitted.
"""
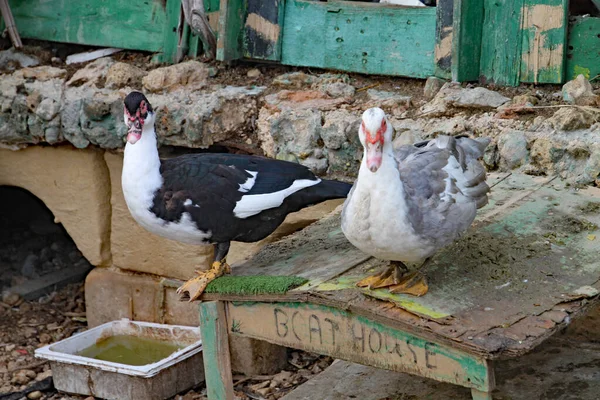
[365,142,382,173]
[127,119,142,144]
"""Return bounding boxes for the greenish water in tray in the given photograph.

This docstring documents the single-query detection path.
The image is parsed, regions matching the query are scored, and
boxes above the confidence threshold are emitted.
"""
[77,335,185,366]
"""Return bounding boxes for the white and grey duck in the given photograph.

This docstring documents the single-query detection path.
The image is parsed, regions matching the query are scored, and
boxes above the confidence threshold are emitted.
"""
[341,107,491,296]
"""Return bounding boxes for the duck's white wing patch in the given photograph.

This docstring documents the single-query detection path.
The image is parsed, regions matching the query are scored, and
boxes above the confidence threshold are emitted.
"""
[233,178,321,219]
[239,171,258,193]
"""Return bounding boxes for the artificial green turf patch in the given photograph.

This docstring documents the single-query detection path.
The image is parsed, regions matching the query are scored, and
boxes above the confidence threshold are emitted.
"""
[204,275,308,296]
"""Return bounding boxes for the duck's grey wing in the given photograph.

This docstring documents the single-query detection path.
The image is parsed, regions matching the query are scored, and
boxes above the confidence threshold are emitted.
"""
[396,142,478,247]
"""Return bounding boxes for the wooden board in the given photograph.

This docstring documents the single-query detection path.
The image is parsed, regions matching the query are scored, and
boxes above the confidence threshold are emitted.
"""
[205,174,600,359]
[434,0,454,80]
[519,0,568,84]
[8,0,167,52]
[217,0,245,61]
[199,301,234,400]
[479,0,525,86]
[243,0,284,61]
[227,301,494,392]
[566,16,600,81]
[450,0,483,82]
[280,0,436,78]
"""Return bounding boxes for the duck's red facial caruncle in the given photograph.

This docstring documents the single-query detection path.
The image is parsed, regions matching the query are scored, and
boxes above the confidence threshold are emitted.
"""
[123,91,154,145]
[124,100,149,144]
[361,118,387,173]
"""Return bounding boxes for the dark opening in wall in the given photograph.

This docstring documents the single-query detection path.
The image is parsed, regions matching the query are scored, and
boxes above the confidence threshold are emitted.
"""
[0,186,92,298]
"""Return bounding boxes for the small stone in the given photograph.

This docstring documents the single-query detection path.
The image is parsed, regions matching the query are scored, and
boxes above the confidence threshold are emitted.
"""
[0,48,40,70]
[39,332,52,344]
[323,82,355,98]
[273,71,318,87]
[11,370,33,385]
[19,302,32,313]
[2,292,20,306]
[26,91,42,112]
[21,254,39,278]
[143,60,209,92]
[512,94,538,106]
[367,89,411,108]
[562,74,595,105]
[247,68,261,78]
[27,390,42,400]
[105,62,146,89]
[423,76,446,100]
[35,370,52,381]
[271,370,293,385]
[5,344,16,352]
[448,87,510,109]
[498,131,529,170]
[36,98,60,121]
[66,57,115,87]
[256,387,272,397]
[547,107,599,131]
[51,57,62,64]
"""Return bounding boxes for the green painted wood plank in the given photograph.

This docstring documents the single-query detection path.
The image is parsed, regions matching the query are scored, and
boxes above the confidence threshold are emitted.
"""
[216,0,245,61]
[479,0,524,86]
[519,0,568,84]
[7,0,167,52]
[243,0,285,61]
[435,0,454,80]
[566,16,600,81]
[160,0,183,63]
[281,0,436,78]
[280,0,326,68]
[451,0,483,82]
[199,301,234,400]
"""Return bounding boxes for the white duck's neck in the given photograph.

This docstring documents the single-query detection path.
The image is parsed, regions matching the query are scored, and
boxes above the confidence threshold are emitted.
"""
[122,125,163,210]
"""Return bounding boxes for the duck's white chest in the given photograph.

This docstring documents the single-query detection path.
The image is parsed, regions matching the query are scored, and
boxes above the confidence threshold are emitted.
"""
[341,165,433,262]
[121,142,212,245]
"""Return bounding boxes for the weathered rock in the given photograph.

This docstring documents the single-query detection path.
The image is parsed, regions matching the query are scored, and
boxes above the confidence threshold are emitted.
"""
[529,129,600,184]
[562,74,595,105]
[423,76,446,100]
[512,94,538,106]
[273,71,319,87]
[366,89,411,108]
[151,86,265,148]
[321,109,361,174]
[273,72,349,89]
[142,60,209,92]
[21,254,39,278]
[13,66,67,81]
[498,131,529,169]
[66,57,114,87]
[105,62,146,88]
[449,86,510,109]
[420,83,510,116]
[546,107,599,131]
[247,68,261,78]
[323,82,355,98]
[2,292,20,306]
[265,90,348,111]
[269,108,327,174]
[27,390,42,400]
[0,48,39,71]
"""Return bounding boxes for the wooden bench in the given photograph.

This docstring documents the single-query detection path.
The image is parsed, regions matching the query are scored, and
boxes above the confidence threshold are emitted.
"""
[197,173,600,400]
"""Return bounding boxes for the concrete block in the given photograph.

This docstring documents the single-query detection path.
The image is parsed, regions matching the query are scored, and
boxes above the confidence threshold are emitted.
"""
[84,267,200,328]
[229,336,288,376]
[104,151,213,280]
[0,146,111,266]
